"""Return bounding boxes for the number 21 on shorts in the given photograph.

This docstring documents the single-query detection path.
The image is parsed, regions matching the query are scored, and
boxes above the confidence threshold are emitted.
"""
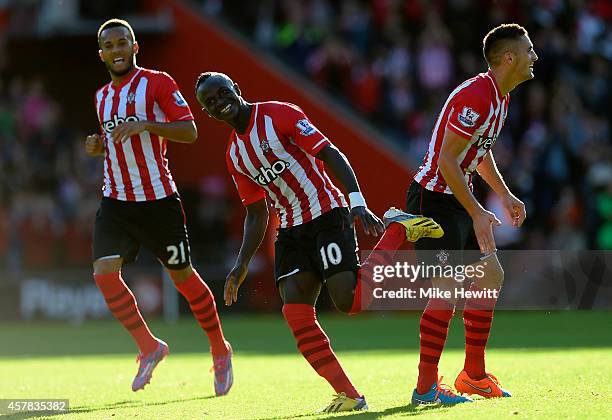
[167,241,188,265]
[320,242,342,270]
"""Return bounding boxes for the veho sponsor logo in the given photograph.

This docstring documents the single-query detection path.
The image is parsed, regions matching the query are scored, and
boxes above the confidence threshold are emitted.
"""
[476,134,498,150]
[254,160,290,186]
[102,114,140,134]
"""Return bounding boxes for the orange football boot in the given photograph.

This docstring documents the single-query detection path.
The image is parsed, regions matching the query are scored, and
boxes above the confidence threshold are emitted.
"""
[454,370,512,398]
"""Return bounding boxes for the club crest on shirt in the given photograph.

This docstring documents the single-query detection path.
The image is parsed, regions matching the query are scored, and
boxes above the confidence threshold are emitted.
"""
[296,119,316,136]
[458,107,480,128]
[260,139,271,153]
[126,92,136,105]
[172,91,188,107]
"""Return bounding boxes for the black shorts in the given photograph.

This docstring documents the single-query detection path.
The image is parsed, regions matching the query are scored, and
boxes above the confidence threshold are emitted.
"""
[274,207,360,283]
[406,181,481,266]
[93,194,191,269]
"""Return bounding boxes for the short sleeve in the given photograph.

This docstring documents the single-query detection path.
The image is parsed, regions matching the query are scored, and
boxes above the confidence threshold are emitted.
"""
[155,72,194,122]
[226,151,266,206]
[446,91,489,140]
[277,103,330,155]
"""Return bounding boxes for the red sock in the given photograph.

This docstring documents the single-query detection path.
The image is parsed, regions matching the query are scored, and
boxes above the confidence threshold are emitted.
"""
[349,226,404,314]
[416,298,455,394]
[175,269,228,357]
[94,272,159,355]
[283,304,360,399]
[463,283,498,379]
[373,223,405,253]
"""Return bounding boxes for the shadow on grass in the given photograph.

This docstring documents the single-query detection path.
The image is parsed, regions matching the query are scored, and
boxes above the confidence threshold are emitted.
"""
[2,395,216,419]
[257,402,453,420]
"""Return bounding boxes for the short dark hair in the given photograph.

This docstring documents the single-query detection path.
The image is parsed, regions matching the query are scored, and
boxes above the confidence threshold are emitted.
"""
[482,23,528,65]
[97,18,136,46]
[195,71,232,91]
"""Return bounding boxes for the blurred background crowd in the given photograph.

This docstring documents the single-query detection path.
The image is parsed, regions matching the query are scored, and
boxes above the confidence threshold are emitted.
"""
[0,67,102,272]
[0,0,611,274]
[216,0,612,250]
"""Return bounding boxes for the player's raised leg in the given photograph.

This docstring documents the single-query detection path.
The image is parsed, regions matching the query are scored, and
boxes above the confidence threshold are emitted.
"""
[455,253,511,398]
[279,272,367,412]
[93,257,168,392]
[325,209,444,315]
[169,265,233,396]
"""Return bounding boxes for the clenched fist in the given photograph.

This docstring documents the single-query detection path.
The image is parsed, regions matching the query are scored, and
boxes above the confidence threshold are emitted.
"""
[85,134,104,156]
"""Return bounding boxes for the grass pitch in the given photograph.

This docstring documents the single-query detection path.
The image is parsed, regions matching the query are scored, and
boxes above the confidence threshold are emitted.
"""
[0,311,610,419]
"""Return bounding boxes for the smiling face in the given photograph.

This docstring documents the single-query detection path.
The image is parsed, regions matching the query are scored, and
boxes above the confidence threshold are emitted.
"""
[98,26,138,78]
[196,75,242,123]
[510,34,538,83]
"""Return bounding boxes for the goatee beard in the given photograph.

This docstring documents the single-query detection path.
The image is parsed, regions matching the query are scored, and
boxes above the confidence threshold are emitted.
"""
[106,59,134,77]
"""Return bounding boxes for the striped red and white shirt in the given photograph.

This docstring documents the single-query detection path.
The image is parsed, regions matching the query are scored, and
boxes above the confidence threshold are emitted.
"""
[226,101,347,228]
[94,67,194,201]
[414,69,509,193]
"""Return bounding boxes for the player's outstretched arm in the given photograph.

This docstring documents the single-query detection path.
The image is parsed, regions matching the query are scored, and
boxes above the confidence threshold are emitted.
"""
[315,144,384,236]
[110,120,197,144]
[477,153,526,227]
[85,134,104,157]
[224,198,269,306]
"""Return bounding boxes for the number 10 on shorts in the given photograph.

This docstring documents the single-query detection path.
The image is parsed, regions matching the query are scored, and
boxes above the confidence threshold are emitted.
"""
[167,241,187,265]
[320,243,342,269]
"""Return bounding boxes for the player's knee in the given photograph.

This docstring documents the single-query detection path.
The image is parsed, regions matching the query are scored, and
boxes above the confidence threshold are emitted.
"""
[278,274,322,305]
[481,271,503,290]
[495,264,504,287]
[168,265,193,284]
[474,261,504,290]
[93,258,122,275]
[326,271,357,314]
[485,259,504,288]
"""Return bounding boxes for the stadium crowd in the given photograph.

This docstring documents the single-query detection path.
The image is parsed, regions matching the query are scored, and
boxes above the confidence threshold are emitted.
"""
[215,0,612,250]
[0,0,611,273]
[0,70,101,271]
